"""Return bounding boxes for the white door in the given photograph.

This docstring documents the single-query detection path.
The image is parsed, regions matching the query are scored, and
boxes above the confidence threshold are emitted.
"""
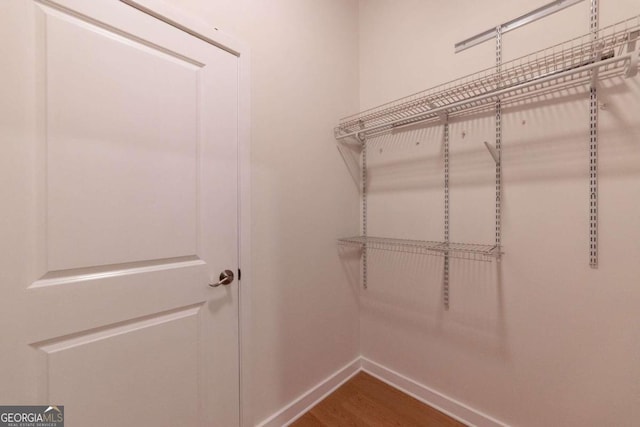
[0,1,240,426]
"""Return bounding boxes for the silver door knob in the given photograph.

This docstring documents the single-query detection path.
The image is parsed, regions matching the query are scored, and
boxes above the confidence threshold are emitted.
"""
[209,270,234,287]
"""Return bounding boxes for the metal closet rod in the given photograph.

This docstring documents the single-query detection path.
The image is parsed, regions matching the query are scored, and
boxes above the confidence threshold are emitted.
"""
[335,52,635,141]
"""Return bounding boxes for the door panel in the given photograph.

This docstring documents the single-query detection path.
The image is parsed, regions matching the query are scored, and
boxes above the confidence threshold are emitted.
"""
[34,305,202,426]
[45,5,200,270]
[0,1,240,426]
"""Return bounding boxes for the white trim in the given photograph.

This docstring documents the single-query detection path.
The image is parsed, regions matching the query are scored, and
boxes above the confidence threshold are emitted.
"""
[361,358,508,427]
[237,40,253,427]
[254,356,507,427]
[120,0,244,55]
[256,358,362,427]
[116,3,253,426]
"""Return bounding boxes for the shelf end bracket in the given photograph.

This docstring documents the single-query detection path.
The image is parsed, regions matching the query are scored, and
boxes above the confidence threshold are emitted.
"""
[427,101,448,122]
[484,141,501,164]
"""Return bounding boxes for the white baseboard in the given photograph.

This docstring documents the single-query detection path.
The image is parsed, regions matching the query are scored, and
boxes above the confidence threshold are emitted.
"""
[256,357,362,427]
[361,357,507,427]
[255,356,506,427]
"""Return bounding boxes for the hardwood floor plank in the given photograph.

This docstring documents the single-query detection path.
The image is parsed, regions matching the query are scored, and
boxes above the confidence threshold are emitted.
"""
[290,372,466,427]
[341,390,423,426]
[293,412,328,427]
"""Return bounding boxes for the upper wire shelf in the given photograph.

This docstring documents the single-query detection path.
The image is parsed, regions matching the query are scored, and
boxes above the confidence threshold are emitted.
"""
[338,236,501,262]
[335,15,640,140]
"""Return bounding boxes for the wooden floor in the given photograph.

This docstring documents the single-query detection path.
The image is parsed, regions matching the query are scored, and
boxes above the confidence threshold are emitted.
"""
[290,372,466,427]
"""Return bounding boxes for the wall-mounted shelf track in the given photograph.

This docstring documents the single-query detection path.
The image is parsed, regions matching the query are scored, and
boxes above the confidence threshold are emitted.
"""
[334,16,640,140]
[338,236,501,262]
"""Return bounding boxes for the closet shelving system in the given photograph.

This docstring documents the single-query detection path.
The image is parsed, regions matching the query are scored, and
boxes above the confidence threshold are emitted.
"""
[338,236,500,262]
[335,15,640,289]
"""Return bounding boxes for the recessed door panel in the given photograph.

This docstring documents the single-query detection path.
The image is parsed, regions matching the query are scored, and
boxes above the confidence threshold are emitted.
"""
[33,305,201,427]
[44,8,200,271]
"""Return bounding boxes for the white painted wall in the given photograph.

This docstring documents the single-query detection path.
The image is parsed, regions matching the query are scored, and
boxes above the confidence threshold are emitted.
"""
[359,1,640,426]
[136,1,640,425]
[163,1,361,425]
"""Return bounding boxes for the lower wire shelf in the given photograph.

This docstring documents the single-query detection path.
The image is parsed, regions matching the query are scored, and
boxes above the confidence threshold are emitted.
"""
[337,236,501,262]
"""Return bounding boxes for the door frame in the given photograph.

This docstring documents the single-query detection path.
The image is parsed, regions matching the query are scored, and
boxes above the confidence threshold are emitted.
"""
[119,1,252,425]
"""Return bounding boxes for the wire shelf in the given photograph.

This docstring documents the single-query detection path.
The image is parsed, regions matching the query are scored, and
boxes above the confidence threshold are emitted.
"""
[335,15,640,139]
[337,236,501,262]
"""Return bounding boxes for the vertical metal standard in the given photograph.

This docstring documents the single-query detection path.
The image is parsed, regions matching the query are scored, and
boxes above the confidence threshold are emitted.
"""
[495,27,503,253]
[443,119,450,309]
[589,0,599,268]
[360,131,368,289]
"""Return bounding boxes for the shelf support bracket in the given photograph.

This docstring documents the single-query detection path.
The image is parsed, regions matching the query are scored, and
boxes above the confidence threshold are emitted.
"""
[336,142,362,190]
[625,33,639,77]
[427,101,448,122]
[626,48,639,78]
[484,141,500,164]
